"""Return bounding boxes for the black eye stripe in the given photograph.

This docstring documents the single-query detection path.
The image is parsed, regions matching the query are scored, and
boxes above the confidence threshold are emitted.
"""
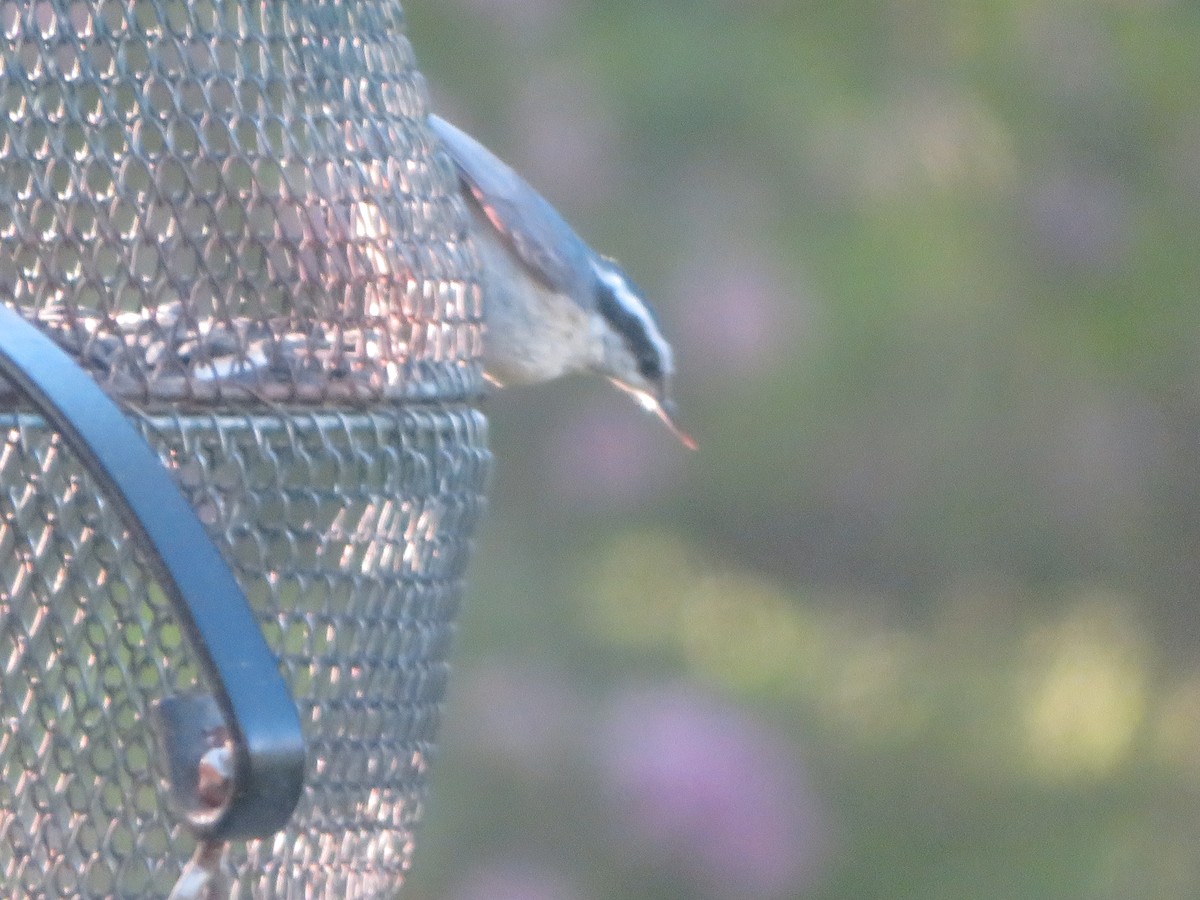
[590,254,675,392]
[638,353,663,380]
[596,277,664,381]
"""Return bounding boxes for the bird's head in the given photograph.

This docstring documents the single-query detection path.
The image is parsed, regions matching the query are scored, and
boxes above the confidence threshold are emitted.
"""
[590,256,696,449]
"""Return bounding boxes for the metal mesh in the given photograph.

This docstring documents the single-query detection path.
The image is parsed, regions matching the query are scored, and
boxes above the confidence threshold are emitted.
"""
[0,407,490,896]
[0,0,490,896]
[0,0,482,404]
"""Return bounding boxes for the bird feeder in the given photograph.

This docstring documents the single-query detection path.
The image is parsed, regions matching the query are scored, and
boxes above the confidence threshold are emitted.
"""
[0,0,489,895]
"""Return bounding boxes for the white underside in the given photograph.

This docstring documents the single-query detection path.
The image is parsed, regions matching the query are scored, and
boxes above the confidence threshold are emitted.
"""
[467,204,602,386]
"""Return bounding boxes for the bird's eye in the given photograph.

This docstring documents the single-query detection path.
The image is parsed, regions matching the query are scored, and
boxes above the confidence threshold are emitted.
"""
[638,354,664,383]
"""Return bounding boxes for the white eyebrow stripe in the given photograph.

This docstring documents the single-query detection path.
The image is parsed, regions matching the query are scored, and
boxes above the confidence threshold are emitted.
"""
[593,262,674,370]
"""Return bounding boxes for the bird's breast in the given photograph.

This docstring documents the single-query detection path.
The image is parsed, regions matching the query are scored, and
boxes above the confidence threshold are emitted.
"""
[467,207,600,386]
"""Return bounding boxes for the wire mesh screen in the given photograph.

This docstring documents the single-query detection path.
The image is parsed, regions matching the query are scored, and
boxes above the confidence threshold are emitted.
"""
[1,410,487,897]
[0,408,489,897]
[0,0,481,403]
[0,0,490,896]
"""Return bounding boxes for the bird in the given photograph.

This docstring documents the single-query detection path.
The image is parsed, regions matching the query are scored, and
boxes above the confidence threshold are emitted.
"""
[427,114,695,449]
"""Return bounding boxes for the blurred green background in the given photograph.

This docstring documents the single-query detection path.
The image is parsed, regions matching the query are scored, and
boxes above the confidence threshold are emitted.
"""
[402,2,1200,898]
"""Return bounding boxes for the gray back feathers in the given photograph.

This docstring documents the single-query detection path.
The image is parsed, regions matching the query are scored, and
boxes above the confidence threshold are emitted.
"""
[427,114,597,307]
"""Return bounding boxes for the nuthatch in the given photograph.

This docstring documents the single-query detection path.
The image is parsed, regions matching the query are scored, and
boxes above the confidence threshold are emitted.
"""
[427,114,695,449]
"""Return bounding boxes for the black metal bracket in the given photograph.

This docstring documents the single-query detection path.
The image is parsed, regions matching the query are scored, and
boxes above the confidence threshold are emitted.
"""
[0,303,305,841]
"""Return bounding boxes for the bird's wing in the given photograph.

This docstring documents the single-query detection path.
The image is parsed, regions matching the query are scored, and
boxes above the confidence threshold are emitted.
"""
[427,114,595,304]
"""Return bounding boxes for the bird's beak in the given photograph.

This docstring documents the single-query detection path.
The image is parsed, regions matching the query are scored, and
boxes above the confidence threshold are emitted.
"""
[657,400,696,451]
[653,398,698,451]
[607,378,698,450]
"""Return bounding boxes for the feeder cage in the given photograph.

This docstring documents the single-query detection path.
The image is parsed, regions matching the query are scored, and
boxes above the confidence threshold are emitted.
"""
[0,0,490,895]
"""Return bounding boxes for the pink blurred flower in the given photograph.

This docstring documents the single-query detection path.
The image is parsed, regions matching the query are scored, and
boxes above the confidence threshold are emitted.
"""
[513,68,622,211]
[545,401,686,508]
[452,661,584,775]
[670,247,805,380]
[1027,170,1129,272]
[597,686,827,898]
[667,157,817,381]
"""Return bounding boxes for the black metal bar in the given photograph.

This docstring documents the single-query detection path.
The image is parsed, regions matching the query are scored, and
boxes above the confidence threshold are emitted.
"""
[0,303,305,841]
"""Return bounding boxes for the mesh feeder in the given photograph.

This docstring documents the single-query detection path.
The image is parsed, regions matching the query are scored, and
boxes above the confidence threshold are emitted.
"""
[0,0,490,896]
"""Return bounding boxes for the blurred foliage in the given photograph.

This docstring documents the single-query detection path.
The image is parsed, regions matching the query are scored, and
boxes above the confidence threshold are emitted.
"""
[400,1,1200,898]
